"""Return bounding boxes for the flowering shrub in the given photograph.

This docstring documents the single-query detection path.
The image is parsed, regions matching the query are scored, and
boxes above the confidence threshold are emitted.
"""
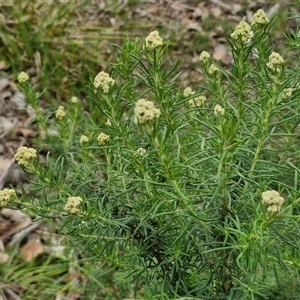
[4,9,300,299]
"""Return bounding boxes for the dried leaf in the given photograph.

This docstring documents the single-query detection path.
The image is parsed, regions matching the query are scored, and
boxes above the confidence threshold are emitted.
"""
[210,7,222,18]
[21,239,44,261]
[213,43,232,65]
[0,252,9,263]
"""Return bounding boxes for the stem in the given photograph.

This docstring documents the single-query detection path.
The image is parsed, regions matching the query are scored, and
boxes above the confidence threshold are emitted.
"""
[243,84,279,194]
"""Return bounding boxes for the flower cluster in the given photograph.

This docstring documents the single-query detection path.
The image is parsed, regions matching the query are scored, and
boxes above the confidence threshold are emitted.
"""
[209,64,219,75]
[136,148,146,156]
[282,88,293,99]
[214,104,225,116]
[71,96,78,103]
[0,189,17,206]
[184,87,206,108]
[262,190,284,214]
[183,87,195,97]
[189,96,206,108]
[251,9,269,27]
[64,196,82,214]
[231,21,253,43]
[80,135,89,145]
[199,51,211,64]
[18,71,29,84]
[55,106,66,120]
[15,147,37,167]
[145,30,163,49]
[97,132,110,146]
[266,52,284,72]
[93,71,115,93]
[134,99,161,124]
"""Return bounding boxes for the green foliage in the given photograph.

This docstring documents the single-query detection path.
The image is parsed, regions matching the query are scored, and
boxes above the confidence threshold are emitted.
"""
[4,9,300,300]
[0,248,68,300]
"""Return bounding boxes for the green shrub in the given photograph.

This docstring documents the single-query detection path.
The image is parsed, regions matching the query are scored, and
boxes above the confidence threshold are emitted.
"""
[3,9,300,299]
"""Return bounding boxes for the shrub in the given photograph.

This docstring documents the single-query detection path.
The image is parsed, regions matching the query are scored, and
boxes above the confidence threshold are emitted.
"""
[5,9,300,299]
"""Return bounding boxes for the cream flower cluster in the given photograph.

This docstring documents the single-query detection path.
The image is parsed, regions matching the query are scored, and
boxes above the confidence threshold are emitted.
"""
[136,148,146,156]
[15,147,37,167]
[71,96,78,103]
[80,135,89,145]
[214,104,225,116]
[64,196,82,214]
[183,87,195,97]
[209,64,219,75]
[262,190,284,214]
[97,132,110,145]
[266,52,284,72]
[18,71,29,83]
[93,71,115,93]
[134,99,161,124]
[282,88,293,99]
[189,96,206,108]
[251,9,269,27]
[0,189,17,206]
[55,106,66,120]
[145,30,163,49]
[199,51,211,64]
[184,87,206,108]
[231,21,253,43]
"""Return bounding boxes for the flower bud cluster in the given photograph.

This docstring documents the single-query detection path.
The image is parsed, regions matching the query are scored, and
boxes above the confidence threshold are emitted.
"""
[80,135,89,145]
[136,148,146,156]
[71,96,78,103]
[266,52,284,72]
[209,64,219,75]
[97,132,110,146]
[93,71,115,93]
[184,87,206,108]
[14,147,37,167]
[282,88,293,99]
[262,190,284,214]
[251,9,269,27]
[0,189,17,206]
[18,71,29,83]
[183,87,195,98]
[55,106,66,120]
[189,96,206,108]
[145,30,163,49]
[231,21,253,43]
[64,196,82,214]
[214,104,225,116]
[134,99,161,124]
[199,51,211,64]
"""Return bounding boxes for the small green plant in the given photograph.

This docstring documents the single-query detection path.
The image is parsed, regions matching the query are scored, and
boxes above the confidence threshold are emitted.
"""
[3,9,300,299]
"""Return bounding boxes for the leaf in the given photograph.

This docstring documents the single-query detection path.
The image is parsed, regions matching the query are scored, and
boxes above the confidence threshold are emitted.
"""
[20,239,44,261]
